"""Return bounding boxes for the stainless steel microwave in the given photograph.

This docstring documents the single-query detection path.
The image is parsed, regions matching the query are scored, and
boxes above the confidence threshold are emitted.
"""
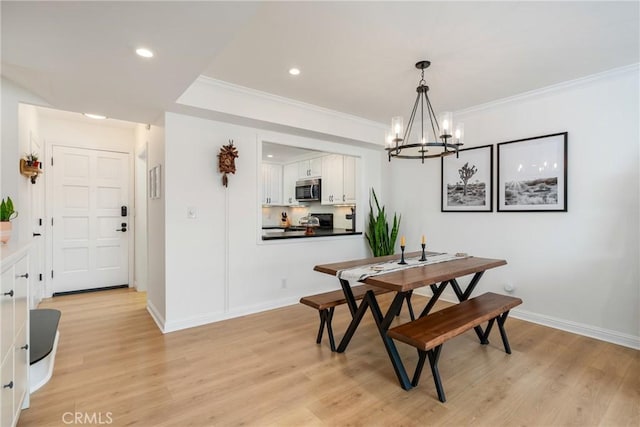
[295,178,321,201]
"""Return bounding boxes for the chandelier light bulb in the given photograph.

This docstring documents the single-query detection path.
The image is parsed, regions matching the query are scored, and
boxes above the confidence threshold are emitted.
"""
[391,116,403,138]
[454,123,464,144]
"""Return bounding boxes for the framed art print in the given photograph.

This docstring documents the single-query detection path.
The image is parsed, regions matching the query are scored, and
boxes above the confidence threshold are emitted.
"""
[149,164,162,199]
[497,132,567,212]
[441,144,493,212]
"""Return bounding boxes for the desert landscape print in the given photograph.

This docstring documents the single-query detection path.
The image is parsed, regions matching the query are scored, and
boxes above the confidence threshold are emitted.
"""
[447,162,487,206]
[505,177,558,205]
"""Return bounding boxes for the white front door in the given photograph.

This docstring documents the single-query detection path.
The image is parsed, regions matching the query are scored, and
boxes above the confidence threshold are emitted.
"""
[52,146,130,294]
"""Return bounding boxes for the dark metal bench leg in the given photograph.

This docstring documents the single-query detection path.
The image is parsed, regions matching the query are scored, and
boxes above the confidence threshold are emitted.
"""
[316,308,336,351]
[481,318,495,345]
[497,310,512,354]
[412,350,427,386]
[326,307,336,352]
[316,310,327,344]
[427,345,446,403]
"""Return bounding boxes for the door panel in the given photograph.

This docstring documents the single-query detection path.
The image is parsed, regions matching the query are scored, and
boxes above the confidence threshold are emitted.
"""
[52,146,129,293]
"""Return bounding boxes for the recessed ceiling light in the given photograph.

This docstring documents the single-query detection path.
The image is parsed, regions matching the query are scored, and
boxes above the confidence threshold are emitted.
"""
[288,68,300,76]
[136,47,154,58]
[83,113,107,120]
[267,154,274,158]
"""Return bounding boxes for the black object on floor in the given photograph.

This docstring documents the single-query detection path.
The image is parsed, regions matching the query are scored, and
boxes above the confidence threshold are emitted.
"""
[30,309,61,365]
[52,284,128,297]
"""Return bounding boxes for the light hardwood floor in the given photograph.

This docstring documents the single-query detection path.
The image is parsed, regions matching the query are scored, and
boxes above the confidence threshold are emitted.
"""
[18,288,639,426]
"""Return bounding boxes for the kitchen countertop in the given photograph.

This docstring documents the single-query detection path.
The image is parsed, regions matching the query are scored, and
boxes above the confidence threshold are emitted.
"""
[262,228,362,240]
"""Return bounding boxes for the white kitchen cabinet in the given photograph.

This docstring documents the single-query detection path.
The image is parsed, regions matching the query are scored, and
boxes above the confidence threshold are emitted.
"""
[297,157,322,179]
[282,163,299,205]
[261,163,283,205]
[321,154,357,205]
[342,155,356,204]
[321,154,342,205]
[0,244,30,427]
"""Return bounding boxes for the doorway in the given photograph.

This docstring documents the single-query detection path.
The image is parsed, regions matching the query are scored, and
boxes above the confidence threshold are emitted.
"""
[50,145,130,294]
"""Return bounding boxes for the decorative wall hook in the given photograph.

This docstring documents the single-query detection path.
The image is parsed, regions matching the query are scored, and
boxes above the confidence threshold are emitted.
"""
[218,140,238,187]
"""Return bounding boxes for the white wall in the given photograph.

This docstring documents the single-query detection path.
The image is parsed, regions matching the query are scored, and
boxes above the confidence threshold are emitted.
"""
[177,77,387,146]
[161,112,382,332]
[146,124,166,328]
[1,78,49,241]
[134,125,149,292]
[387,65,639,348]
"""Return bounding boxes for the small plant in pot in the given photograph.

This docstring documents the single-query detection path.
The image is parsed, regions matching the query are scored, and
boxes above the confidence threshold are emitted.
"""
[0,197,18,244]
[25,152,39,168]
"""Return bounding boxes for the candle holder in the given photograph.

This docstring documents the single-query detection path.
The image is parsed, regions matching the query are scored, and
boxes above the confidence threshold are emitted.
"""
[398,245,407,265]
[420,243,427,262]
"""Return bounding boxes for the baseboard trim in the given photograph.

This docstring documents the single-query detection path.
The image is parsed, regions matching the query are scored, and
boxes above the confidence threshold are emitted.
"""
[162,296,301,333]
[510,308,639,350]
[146,300,166,333]
[414,289,639,350]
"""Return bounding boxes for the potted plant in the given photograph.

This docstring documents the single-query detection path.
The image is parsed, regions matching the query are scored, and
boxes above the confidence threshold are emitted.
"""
[25,152,40,168]
[365,188,401,257]
[0,197,18,244]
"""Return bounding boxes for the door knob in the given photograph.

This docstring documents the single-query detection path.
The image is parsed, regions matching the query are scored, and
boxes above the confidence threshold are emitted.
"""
[116,228,127,232]
[33,232,42,237]
[3,381,13,389]
[3,290,13,297]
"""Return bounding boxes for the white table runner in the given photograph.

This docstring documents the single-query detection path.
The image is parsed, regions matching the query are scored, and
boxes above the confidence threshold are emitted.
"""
[337,253,465,283]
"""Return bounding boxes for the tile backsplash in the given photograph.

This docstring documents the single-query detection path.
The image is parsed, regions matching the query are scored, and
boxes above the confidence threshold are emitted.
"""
[262,203,355,229]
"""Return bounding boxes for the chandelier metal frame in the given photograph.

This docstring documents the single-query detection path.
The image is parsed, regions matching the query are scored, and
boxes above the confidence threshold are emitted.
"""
[386,60,463,163]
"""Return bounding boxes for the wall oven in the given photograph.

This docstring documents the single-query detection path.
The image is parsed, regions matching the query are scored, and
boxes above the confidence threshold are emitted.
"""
[295,178,321,201]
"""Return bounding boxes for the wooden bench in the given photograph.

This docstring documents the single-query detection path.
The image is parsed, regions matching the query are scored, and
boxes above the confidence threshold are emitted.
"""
[300,285,415,351]
[388,292,522,402]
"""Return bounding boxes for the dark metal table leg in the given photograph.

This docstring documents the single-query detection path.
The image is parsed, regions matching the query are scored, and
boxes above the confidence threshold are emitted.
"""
[340,278,359,317]
[451,273,487,342]
[405,291,416,321]
[336,297,370,353]
[367,291,413,390]
[419,280,450,318]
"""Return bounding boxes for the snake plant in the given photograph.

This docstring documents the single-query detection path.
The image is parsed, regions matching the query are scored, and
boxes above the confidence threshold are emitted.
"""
[365,188,400,257]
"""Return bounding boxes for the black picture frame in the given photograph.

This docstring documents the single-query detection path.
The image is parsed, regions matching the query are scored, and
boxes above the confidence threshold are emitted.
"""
[441,144,493,212]
[497,132,568,212]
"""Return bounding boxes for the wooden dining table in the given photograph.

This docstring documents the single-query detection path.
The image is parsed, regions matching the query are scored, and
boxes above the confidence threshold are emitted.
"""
[313,252,507,390]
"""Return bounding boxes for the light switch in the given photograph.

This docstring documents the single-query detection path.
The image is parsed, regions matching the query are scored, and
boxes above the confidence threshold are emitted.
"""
[187,207,197,219]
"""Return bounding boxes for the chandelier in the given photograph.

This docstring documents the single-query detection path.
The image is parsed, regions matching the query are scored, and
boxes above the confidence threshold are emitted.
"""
[386,60,464,163]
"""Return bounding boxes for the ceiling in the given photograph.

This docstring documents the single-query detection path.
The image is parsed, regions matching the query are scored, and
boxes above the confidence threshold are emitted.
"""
[262,142,321,163]
[2,2,638,126]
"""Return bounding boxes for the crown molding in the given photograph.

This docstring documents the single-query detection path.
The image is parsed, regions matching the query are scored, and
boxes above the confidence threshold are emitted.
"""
[455,63,640,116]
